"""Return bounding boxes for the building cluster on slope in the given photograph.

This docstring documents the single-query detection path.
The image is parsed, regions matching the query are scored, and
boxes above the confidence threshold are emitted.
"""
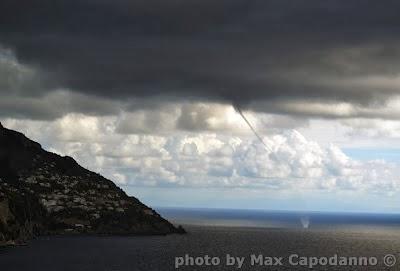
[14,155,156,231]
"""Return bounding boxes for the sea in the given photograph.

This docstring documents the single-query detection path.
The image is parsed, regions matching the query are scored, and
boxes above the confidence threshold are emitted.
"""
[1,208,400,271]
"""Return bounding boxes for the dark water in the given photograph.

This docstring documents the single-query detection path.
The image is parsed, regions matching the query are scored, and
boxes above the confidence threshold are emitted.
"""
[1,209,400,271]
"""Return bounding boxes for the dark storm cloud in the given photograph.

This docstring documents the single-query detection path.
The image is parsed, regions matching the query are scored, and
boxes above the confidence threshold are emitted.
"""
[1,0,400,117]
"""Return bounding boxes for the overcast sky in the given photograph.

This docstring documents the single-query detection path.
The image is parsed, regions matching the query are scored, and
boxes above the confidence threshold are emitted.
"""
[2,0,400,212]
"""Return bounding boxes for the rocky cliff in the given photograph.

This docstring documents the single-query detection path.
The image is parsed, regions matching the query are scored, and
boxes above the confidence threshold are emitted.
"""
[0,122,184,245]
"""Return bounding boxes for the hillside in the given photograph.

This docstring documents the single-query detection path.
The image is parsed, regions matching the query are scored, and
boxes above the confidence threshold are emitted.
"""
[0,122,184,245]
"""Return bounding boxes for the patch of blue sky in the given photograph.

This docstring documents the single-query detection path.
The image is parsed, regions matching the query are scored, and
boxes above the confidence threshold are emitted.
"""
[343,148,400,162]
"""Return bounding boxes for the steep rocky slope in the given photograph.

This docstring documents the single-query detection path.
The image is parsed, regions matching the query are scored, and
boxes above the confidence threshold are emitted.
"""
[0,122,184,245]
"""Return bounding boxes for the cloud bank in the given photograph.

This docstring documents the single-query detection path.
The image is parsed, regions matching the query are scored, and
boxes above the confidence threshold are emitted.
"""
[1,1,400,121]
[3,117,399,197]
